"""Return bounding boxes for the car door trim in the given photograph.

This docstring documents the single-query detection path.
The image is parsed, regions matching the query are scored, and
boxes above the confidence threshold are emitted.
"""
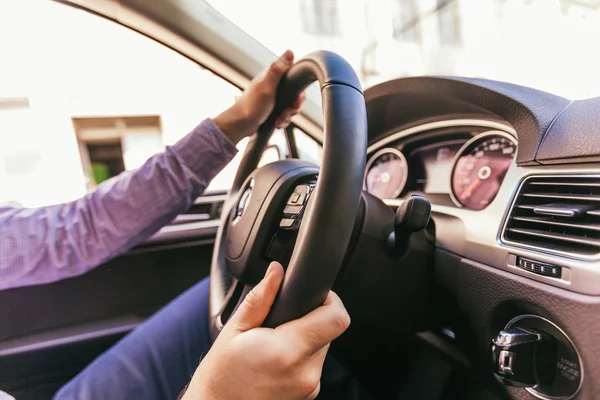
[0,315,145,357]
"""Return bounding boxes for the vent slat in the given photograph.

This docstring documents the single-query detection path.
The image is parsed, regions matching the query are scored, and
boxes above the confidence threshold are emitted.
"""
[511,216,600,232]
[522,193,600,202]
[529,181,600,187]
[516,204,536,210]
[507,228,600,248]
[503,176,600,256]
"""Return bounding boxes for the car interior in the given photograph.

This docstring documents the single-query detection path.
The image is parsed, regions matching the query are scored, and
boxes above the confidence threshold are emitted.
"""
[1,1,599,400]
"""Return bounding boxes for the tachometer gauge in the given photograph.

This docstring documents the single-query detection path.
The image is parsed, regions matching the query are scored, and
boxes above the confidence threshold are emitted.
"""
[450,131,517,210]
[365,148,408,199]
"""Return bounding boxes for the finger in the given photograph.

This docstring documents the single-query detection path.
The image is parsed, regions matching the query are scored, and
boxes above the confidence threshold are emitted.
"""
[276,291,350,357]
[227,262,284,332]
[264,49,294,86]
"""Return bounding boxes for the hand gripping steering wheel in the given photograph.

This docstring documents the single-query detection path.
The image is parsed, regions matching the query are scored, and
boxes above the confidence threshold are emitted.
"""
[209,51,367,336]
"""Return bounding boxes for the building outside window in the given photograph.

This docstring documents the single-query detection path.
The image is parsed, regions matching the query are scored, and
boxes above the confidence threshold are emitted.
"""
[494,0,508,17]
[299,0,341,37]
[391,0,422,43]
[436,0,462,45]
[72,116,164,188]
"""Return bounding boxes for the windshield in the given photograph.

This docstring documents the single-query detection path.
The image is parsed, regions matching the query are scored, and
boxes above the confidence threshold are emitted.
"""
[207,0,600,100]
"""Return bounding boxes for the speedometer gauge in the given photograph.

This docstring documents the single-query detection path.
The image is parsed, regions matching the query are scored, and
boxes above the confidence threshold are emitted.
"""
[450,131,517,210]
[365,148,408,199]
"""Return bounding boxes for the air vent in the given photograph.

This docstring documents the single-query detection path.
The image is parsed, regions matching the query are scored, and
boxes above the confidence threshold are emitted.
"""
[170,198,224,225]
[502,176,600,256]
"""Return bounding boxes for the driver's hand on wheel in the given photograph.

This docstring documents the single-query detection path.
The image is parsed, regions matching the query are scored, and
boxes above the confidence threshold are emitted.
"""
[213,50,305,144]
[182,262,350,400]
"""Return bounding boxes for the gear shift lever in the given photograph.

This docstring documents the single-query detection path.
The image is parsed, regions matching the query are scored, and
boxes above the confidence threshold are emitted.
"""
[386,194,431,258]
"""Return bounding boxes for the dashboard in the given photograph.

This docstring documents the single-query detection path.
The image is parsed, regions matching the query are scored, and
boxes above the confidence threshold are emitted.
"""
[356,76,600,400]
[365,126,517,211]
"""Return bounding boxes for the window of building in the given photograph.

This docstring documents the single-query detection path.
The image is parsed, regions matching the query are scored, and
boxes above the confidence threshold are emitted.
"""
[436,0,462,46]
[73,116,164,187]
[299,0,341,37]
[391,0,422,43]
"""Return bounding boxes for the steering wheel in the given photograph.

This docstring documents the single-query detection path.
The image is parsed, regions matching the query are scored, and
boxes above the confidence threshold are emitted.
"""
[209,51,367,337]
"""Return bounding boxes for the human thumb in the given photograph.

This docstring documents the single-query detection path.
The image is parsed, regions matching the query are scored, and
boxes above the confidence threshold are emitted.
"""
[226,262,284,332]
[264,50,294,85]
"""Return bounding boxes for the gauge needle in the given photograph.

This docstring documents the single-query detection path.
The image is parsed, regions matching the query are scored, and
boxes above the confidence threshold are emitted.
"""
[463,177,482,199]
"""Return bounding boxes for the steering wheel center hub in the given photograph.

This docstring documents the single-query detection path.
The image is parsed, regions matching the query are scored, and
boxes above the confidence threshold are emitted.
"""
[224,160,319,285]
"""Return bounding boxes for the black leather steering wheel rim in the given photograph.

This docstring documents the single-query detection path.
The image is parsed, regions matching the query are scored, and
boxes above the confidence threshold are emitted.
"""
[209,51,367,334]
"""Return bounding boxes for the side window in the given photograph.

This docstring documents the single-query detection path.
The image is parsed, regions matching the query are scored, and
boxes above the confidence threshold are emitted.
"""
[0,0,286,207]
[293,128,323,166]
[205,130,290,193]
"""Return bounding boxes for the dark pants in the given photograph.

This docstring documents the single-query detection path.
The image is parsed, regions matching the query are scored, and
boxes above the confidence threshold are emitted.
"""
[54,278,363,400]
[54,278,213,400]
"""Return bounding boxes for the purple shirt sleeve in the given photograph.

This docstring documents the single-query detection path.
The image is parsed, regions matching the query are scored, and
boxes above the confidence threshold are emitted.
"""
[0,119,237,291]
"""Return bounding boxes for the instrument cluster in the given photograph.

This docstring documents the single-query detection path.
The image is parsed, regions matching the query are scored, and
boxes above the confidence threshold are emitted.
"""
[364,130,517,210]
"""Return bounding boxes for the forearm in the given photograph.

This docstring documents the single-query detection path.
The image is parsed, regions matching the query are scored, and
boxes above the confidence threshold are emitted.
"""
[0,119,236,290]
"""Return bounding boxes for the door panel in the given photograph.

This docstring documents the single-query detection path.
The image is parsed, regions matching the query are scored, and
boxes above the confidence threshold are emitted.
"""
[0,236,214,397]
[0,241,214,342]
[0,190,226,399]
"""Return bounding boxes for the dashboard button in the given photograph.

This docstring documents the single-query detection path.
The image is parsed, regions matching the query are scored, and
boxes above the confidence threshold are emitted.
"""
[279,218,295,228]
[517,257,561,278]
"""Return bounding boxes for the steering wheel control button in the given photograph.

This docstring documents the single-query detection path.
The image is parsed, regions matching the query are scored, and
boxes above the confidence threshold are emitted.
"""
[297,192,307,204]
[280,218,295,228]
[492,315,583,399]
[294,185,311,194]
[279,182,316,232]
[288,192,301,205]
[283,205,303,215]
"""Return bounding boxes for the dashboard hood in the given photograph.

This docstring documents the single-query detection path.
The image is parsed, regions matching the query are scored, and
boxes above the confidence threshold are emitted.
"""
[365,76,600,166]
